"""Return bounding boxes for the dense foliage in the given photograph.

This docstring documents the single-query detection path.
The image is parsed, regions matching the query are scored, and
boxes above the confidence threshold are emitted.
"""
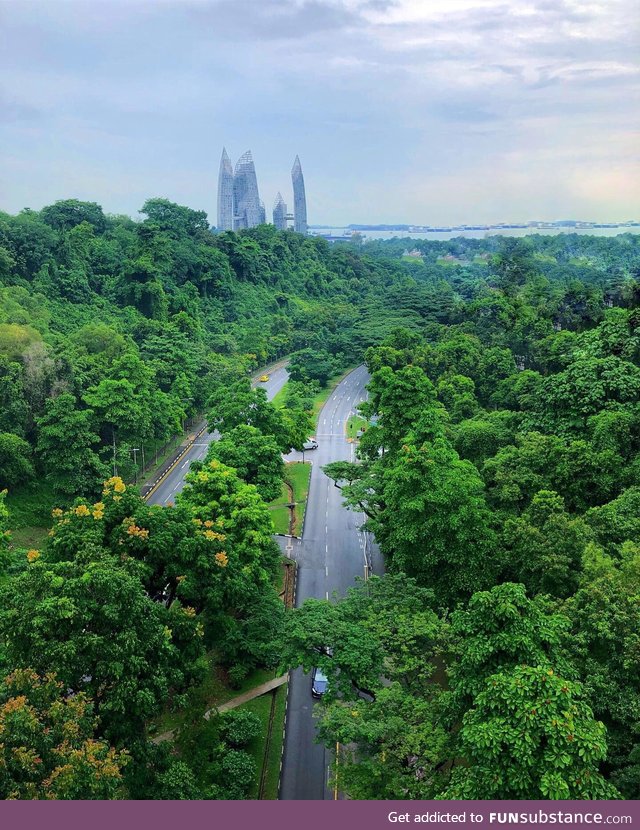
[1,196,640,799]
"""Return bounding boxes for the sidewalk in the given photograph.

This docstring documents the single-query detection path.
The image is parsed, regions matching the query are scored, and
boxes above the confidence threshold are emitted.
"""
[151,675,288,744]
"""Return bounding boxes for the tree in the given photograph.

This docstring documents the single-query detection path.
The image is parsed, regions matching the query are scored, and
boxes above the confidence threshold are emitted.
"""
[36,393,106,498]
[0,548,194,744]
[0,355,29,436]
[564,545,640,798]
[288,347,334,387]
[0,432,34,489]
[445,666,619,800]
[501,491,591,598]
[372,426,499,605]
[40,199,107,233]
[0,668,127,800]
[207,424,284,502]
[177,460,284,668]
[282,575,450,799]
[448,582,572,714]
[207,378,289,451]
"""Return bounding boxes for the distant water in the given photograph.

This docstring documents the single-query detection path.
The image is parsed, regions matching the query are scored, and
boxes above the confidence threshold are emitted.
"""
[310,227,640,242]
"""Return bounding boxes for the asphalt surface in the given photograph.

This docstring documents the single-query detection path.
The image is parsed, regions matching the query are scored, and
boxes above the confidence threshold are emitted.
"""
[146,365,290,506]
[279,365,384,800]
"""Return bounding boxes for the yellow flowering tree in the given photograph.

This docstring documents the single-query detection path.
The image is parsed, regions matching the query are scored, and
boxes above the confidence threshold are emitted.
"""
[0,669,127,800]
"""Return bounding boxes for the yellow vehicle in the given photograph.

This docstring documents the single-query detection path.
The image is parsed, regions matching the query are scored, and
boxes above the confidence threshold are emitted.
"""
[259,374,270,382]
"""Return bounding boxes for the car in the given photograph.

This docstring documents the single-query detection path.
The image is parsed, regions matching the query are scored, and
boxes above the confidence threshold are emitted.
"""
[259,374,270,382]
[303,439,318,451]
[311,667,329,698]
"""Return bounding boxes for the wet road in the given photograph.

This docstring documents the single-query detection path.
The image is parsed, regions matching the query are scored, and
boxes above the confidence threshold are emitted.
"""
[279,365,383,800]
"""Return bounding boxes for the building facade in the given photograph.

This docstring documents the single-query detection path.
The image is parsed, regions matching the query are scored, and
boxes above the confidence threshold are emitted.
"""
[291,155,307,235]
[217,148,307,233]
[273,192,287,230]
[217,147,234,231]
[233,150,262,230]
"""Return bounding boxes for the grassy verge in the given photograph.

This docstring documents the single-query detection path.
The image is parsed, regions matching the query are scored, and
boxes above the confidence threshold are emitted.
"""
[268,462,311,536]
[264,685,287,798]
[346,414,367,440]
[150,657,276,737]
[241,685,286,799]
[270,384,288,410]
[5,480,57,529]
[270,506,291,535]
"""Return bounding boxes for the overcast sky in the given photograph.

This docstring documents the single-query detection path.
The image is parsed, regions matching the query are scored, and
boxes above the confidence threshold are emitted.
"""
[1,0,638,225]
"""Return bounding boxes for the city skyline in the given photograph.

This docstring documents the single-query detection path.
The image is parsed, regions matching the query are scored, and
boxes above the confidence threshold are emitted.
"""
[218,148,307,233]
[1,1,638,224]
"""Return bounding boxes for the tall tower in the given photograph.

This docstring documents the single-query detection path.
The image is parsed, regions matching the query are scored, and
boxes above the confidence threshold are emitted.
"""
[217,147,234,231]
[291,155,307,235]
[273,193,287,230]
[233,150,262,229]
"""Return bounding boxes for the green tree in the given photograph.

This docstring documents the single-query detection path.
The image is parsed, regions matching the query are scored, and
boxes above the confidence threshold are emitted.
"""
[207,378,289,450]
[36,393,106,498]
[207,424,284,502]
[0,548,193,744]
[373,426,498,605]
[0,432,34,489]
[448,582,572,714]
[445,666,619,800]
[0,668,127,800]
[502,491,591,598]
[288,347,335,387]
[564,545,640,798]
[40,199,107,233]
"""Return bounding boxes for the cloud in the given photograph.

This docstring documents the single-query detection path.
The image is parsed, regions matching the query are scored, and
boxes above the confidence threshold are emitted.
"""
[0,0,638,223]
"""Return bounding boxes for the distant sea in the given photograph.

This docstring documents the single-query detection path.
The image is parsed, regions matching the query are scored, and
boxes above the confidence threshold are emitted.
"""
[309,227,640,242]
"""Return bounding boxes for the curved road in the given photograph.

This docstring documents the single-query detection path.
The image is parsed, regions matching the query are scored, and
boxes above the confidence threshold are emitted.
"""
[279,365,383,800]
[145,361,381,799]
[146,364,290,506]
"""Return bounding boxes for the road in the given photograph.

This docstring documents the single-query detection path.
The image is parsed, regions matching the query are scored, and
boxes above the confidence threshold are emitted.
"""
[146,364,290,506]
[279,364,384,800]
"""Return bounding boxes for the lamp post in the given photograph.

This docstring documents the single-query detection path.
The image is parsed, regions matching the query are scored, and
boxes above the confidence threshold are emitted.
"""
[131,448,140,484]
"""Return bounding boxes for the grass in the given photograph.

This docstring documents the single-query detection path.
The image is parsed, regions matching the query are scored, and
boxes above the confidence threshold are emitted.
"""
[263,685,287,799]
[150,657,276,736]
[268,462,311,537]
[11,525,49,550]
[240,686,287,799]
[5,480,58,530]
[346,414,367,440]
[287,461,311,502]
[270,384,288,410]
[270,506,291,535]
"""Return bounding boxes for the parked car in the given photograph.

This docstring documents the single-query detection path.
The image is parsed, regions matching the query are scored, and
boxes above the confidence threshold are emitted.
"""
[311,667,329,698]
[259,374,270,382]
[303,439,318,450]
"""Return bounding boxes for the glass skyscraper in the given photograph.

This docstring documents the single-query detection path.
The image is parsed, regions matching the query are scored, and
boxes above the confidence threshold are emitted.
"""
[217,147,234,231]
[273,192,287,230]
[233,150,262,230]
[217,149,307,234]
[291,155,307,235]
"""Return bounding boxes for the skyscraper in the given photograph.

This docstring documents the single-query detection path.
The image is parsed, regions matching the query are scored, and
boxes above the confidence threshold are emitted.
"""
[273,192,287,230]
[291,155,307,235]
[217,147,234,231]
[233,150,262,230]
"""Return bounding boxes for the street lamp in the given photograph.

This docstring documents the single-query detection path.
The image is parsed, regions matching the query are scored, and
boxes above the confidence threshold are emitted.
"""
[131,448,140,484]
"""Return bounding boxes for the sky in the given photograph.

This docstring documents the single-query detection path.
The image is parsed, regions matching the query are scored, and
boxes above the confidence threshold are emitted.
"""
[0,0,639,225]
